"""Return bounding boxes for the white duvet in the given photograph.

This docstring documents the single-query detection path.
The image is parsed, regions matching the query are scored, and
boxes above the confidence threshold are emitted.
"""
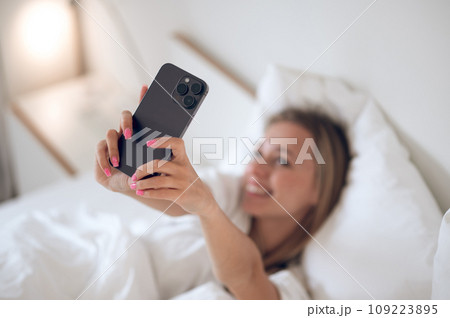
[0,170,309,300]
[0,169,220,300]
[0,204,155,299]
[0,202,222,299]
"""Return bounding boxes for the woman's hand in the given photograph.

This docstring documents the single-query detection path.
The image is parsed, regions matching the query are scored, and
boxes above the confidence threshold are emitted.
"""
[132,137,217,216]
[94,85,148,193]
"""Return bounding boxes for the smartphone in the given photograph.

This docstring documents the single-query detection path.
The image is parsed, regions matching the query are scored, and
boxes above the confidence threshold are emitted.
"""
[114,63,209,177]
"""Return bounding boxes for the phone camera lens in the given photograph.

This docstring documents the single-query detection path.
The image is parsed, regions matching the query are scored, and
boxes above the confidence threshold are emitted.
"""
[177,83,188,95]
[183,95,196,108]
[190,83,203,95]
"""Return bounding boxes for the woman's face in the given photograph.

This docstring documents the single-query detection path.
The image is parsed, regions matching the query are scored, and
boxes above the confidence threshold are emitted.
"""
[241,121,319,220]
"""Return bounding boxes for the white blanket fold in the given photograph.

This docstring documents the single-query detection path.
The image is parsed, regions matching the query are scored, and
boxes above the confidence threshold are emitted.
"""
[0,204,159,299]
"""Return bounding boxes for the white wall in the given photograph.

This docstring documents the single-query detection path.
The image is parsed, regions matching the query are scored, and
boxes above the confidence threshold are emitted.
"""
[78,0,450,211]
[0,0,83,197]
[0,0,81,97]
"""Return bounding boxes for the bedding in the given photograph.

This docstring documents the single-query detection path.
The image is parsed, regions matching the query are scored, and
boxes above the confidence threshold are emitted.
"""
[0,172,160,299]
[174,266,310,300]
[0,171,221,299]
[0,204,159,299]
[0,64,446,299]
[431,209,450,299]
[0,169,310,300]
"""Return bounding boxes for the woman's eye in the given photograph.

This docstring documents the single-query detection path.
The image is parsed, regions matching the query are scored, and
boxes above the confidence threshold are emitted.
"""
[274,157,291,167]
[251,150,264,161]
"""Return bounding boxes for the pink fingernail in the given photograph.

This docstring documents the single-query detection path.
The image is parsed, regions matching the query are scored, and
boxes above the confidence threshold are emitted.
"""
[124,128,132,139]
[132,173,137,181]
[136,190,144,196]
[111,157,119,167]
[146,139,156,147]
[130,183,136,190]
[104,168,111,177]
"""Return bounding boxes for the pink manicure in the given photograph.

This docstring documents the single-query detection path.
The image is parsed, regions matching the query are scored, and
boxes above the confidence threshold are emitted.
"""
[136,190,144,196]
[111,157,119,167]
[132,173,137,181]
[146,139,156,147]
[104,168,111,177]
[130,183,136,190]
[124,128,132,140]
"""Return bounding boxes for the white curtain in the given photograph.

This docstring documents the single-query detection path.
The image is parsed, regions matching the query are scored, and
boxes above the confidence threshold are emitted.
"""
[0,43,16,203]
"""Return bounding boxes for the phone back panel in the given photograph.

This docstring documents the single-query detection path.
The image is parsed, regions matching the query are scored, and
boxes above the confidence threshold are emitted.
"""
[115,63,208,177]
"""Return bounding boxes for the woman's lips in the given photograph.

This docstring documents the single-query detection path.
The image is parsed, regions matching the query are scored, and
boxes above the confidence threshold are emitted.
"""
[245,182,272,196]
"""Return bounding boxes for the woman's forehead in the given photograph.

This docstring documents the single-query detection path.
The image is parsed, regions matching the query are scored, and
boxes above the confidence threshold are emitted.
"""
[265,121,313,139]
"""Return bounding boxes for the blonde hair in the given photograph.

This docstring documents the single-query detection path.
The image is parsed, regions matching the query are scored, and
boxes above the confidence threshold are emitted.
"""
[260,107,351,273]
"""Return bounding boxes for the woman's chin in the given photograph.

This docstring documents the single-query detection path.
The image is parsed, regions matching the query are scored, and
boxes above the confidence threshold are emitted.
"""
[241,195,271,216]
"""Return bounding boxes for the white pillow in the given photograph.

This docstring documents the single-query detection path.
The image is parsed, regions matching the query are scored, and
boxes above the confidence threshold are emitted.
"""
[255,64,443,299]
[432,209,450,299]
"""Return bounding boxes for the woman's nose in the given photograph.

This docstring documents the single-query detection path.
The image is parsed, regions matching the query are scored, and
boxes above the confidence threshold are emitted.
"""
[247,159,270,179]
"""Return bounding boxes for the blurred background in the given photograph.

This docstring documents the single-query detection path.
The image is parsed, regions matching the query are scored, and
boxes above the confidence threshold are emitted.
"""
[0,0,449,211]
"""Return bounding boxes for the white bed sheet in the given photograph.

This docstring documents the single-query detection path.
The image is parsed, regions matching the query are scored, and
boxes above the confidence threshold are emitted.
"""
[0,171,216,299]
[0,170,162,228]
[0,169,311,300]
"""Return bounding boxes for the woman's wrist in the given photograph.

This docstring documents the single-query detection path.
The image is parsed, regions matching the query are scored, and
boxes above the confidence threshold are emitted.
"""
[197,199,222,221]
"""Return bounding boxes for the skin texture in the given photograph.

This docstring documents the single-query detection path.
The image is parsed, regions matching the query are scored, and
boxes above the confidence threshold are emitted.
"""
[94,86,319,299]
[241,122,319,254]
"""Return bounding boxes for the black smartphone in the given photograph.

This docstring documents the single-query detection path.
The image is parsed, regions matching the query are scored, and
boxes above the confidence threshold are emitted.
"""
[114,63,208,177]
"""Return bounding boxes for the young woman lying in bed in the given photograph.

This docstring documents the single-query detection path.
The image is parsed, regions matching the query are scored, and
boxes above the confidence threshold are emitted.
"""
[94,85,350,300]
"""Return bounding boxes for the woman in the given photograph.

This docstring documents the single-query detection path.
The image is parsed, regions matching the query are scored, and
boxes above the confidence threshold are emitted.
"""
[95,85,350,299]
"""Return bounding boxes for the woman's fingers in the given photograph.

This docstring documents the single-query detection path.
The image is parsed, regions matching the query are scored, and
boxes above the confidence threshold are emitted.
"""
[120,110,133,139]
[134,159,180,180]
[135,137,186,179]
[140,85,148,102]
[134,188,180,201]
[133,175,177,191]
[146,137,186,162]
[105,129,120,168]
[117,85,147,138]
[96,139,112,177]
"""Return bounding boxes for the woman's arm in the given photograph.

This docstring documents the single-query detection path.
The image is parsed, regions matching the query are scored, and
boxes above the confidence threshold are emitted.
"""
[132,137,280,299]
[199,203,280,299]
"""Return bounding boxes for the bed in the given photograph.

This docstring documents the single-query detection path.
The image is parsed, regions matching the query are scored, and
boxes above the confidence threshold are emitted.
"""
[1,34,449,300]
